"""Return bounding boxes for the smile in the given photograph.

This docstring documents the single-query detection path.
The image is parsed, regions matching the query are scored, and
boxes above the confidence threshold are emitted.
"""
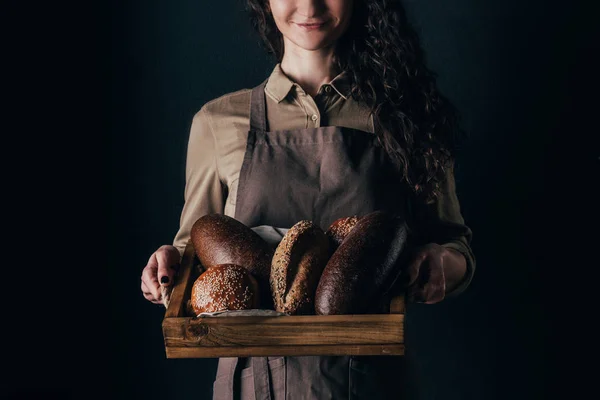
[295,21,329,31]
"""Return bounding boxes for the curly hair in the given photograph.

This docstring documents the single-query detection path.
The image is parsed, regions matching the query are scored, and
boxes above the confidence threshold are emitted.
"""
[246,0,466,203]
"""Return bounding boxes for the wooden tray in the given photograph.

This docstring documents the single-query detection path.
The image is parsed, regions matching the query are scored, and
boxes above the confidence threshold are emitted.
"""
[162,240,406,358]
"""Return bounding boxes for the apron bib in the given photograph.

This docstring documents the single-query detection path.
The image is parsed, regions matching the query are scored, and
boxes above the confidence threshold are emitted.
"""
[212,79,413,400]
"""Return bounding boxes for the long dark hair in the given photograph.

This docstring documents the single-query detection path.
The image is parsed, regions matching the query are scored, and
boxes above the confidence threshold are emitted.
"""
[246,0,465,203]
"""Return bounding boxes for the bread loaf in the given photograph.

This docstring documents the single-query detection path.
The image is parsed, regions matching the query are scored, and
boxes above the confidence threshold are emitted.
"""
[315,210,409,315]
[325,215,361,250]
[190,264,260,315]
[270,220,330,315]
[190,213,274,309]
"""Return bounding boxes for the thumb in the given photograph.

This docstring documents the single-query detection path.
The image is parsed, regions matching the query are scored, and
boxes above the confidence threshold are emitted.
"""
[403,251,425,288]
[156,247,180,288]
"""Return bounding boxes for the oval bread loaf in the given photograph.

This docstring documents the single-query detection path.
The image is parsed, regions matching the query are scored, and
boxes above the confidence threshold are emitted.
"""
[315,210,409,315]
[271,220,330,315]
[190,213,274,309]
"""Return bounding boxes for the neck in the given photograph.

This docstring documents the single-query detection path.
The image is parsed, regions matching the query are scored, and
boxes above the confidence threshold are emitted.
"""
[280,38,340,98]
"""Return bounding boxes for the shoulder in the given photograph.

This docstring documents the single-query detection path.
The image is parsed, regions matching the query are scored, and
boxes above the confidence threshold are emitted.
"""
[193,88,252,125]
[185,89,254,154]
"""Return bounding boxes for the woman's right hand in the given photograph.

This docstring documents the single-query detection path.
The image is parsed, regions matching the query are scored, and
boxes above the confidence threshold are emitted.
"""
[141,245,181,304]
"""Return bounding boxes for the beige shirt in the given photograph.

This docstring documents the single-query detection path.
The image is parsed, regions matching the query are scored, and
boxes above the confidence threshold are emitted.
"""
[172,63,476,296]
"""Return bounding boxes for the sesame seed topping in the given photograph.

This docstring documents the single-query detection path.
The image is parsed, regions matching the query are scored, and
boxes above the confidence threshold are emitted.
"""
[191,264,256,314]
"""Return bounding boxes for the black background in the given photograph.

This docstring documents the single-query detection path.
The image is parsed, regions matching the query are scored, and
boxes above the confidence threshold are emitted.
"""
[4,0,598,399]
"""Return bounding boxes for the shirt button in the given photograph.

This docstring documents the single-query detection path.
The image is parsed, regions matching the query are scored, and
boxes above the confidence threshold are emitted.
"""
[324,86,332,93]
[311,114,318,121]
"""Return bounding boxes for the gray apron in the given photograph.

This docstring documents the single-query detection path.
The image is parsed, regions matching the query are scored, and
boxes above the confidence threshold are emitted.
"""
[212,79,416,400]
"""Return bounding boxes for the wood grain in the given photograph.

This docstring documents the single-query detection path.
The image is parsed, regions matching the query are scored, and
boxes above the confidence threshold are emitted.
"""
[390,295,405,314]
[165,344,405,358]
[163,314,403,347]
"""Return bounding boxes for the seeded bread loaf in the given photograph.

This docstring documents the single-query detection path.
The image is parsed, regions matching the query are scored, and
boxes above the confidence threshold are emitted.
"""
[270,220,330,315]
[190,264,260,315]
[325,215,362,251]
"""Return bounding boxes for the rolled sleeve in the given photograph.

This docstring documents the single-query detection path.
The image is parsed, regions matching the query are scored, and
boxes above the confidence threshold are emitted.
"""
[406,162,476,298]
[172,106,225,259]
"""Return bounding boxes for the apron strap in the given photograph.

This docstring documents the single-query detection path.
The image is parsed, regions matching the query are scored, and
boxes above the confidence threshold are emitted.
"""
[249,79,269,132]
[252,357,272,400]
[223,357,239,400]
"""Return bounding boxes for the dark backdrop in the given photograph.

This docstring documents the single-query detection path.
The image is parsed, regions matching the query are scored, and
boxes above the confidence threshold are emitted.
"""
[5,0,597,399]
[106,1,595,399]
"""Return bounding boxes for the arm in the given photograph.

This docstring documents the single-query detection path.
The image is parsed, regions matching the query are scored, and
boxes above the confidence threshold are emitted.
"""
[172,106,226,259]
[142,106,225,305]
[404,161,476,303]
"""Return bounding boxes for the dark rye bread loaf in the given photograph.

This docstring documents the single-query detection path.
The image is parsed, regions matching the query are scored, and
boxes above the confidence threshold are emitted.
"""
[315,210,410,315]
[190,264,260,315]
[191,213,274,309]
[271,220,330,315]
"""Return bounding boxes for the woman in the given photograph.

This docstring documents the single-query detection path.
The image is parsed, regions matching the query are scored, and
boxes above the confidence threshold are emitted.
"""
[141,0,476,398]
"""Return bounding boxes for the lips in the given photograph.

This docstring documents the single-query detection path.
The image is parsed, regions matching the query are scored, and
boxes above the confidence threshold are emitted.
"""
[295,20,329,30]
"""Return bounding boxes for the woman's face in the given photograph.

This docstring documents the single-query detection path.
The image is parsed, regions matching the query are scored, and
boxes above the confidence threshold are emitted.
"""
[268,0,354,51]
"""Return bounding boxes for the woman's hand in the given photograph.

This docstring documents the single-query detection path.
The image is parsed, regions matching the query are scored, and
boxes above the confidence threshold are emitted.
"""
[141,245,181,305]
[403,243,467,304]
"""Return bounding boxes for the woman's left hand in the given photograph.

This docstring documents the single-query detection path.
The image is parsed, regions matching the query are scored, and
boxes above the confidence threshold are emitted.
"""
[403,243,466,304]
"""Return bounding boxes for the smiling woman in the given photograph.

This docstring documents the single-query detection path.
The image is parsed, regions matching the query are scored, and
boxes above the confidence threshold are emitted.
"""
[140,0,476,399]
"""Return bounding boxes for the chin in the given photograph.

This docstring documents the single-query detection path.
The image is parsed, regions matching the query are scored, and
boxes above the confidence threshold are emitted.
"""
[295,40,332,51]
[288,34,338,52]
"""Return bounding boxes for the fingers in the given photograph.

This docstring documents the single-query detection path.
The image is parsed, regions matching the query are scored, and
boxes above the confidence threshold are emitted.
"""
[423,262,445,304]
[406,257,446,304]
[141,246,181,306]
[404,250,426,287]
[156,246,181,288]
[141,279,162,304]
[141,254,161,301]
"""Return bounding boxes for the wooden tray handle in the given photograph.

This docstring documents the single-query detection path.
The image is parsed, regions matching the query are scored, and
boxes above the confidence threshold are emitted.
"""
[164,240,197,318]
[390,295,405,314]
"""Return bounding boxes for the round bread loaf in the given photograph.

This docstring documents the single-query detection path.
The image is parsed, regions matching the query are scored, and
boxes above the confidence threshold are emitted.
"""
[190,213,274,309]
[325,215,362,249]
[315,210,410,315]
[190,264,260,315]
[270,220,330,315]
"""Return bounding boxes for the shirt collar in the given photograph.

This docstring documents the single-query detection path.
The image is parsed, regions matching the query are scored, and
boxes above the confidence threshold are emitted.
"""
[264,64,295,103]
[265,63,352,103]
[328,70,351,100]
